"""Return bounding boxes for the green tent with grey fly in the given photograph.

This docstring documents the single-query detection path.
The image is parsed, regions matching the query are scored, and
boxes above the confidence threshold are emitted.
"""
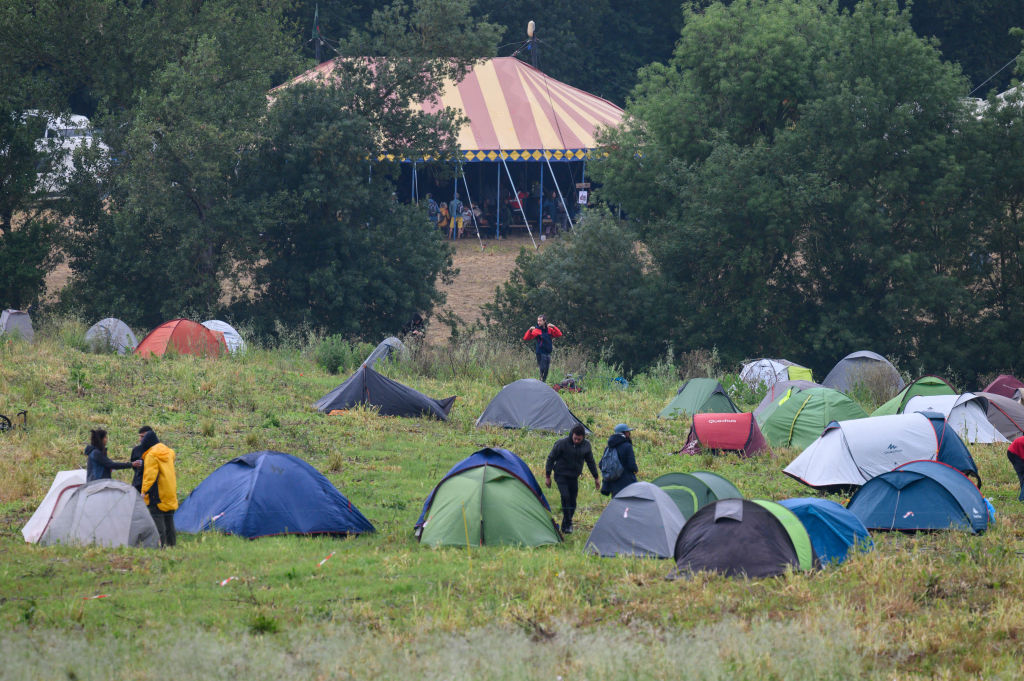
[651,471,742,518]
[870,375,956,416]
[658,378,739,420]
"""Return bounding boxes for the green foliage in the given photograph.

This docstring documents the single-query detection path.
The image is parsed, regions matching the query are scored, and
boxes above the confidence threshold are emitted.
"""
[314,336,372,375]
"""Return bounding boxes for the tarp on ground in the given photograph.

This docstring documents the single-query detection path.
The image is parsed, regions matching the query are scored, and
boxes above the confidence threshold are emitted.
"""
[679,412,770,458]
[659,378,739,420]
[584,482,685,558]
[740,359,813,389]
[757,387,867,450]
[778,498,872,566]
[476,378,585,433]
[176,451,374,538]
[22,470,86,543]
[201,320,246,354]
[364,337,408,368]
[978,392,1024,440]
[39,479,159,548]
[871,375,956,416]
[904,393,1008,444]
[85,318,138,355]
[783,412,979,491]
[822,350,905,395]
[0,309,33,343]
[315,364,455,420]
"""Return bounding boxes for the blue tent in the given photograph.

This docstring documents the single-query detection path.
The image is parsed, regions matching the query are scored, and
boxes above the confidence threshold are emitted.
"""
[846,460,987,534]
[176,451,375,538]
[778,498,872,565]
[920,412,980,483]
[415,447,549,530]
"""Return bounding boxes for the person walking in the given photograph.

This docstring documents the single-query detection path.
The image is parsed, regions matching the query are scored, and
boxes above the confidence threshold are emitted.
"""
[84,428,140,482]
[523,314,562,382]
[600,423,638,498]
[1008,436,1024,501]
[138,426,178,547]
[545,424,599,534]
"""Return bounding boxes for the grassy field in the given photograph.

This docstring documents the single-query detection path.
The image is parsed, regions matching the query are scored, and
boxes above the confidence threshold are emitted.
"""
[2,321,1024,680]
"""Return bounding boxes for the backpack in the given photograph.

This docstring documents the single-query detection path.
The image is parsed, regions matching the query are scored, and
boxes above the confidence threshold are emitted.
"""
[599,445,624,482]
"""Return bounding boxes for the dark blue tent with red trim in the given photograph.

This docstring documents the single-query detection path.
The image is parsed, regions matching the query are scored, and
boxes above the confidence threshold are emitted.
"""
[779,498,872,565]
[176,451,375,538]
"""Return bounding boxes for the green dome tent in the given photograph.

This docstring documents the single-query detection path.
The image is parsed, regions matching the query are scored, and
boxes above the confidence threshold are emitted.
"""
[651,471,742,518]
[757,387,867,450]
[871,375,956,416]
[658,378,739,420]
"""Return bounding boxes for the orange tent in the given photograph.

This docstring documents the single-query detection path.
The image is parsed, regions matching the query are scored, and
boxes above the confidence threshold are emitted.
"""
[135,319,227,358]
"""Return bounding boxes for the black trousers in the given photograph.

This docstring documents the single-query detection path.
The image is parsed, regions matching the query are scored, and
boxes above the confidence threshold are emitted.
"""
[1008,453,1024,501]
[150,508,177,547]
[537,353,551,382]
[555,476,579,531]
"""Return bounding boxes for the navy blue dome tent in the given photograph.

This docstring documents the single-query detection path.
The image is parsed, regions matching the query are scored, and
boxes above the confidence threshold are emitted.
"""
[778,498,872,565]
[176,451,375,538]
[846,460,987,534]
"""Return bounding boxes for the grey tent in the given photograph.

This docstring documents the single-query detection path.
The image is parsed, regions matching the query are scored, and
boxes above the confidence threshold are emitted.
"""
[979,391,1024,440]
[39,479,159,548]
[201,320,246,354]
[822,350,905,394]
[0,309,33,343]
[476,378,586,433]
[364,336,408,368]
[85,317,138,354]
[584,482,685,558]
[314,364,455,420]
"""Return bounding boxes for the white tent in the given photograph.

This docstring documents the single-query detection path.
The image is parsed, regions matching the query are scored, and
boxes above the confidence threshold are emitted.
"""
[201,320,246,354]
[21,470,86,543]
[39,479,159,548]
[85,317,138,354]
[904,393,1009,444]
[364,336,408,368]
[740,359,811,389]
[0,309,34,343]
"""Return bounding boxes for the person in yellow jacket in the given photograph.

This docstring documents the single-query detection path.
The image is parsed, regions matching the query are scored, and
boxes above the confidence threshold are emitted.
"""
[138,427,178,547]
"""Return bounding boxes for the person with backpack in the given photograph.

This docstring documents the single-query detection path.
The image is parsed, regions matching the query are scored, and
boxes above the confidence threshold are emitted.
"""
[84,428,140,482]
[522,314,562,382]
[600,423,638,497]
[545,424,599,534]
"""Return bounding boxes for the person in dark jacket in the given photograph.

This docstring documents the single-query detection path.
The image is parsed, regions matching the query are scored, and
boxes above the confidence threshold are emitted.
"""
[545,424,599,534]
[600,423,638,498]
[130,426,156,492]
[84,428,140,482]
[522,315,563,382]
[1008,436,1024,501]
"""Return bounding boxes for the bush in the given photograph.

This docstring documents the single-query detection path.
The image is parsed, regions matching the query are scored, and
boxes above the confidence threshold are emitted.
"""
[314,335,374,375]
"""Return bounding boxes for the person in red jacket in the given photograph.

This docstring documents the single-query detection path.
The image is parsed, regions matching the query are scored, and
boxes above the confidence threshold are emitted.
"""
[523,315,562,382]
[1008,436,1024,501]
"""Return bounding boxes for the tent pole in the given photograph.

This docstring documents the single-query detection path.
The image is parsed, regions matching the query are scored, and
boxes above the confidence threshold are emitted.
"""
[538,158,544,236]
[545,156,575,234]
[412,161,417,204]
[496,161,501,240]
[460,164,485,251]
[501,156,537,249]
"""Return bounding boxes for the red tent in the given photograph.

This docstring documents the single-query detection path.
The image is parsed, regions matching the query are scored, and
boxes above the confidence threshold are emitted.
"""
[983,374,1024,400]
[135,319,227,358]
[680,413,770,458]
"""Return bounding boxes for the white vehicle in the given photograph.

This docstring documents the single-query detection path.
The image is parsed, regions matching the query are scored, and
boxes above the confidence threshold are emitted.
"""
[28,110,109,195]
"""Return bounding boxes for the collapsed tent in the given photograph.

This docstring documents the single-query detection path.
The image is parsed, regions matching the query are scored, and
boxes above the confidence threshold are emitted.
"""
[651,471,742,519]
[176,451,374,538]
[364,336,408,368]
[757,387,867,450]
[679,412,770,458]
[0,309,33,343]
[584,482,685,558]
[783,412,979,491]
[201,320,246,354]
[22,470,86,543]
[778,498,872,566]
[659,378,739,420]
[135,319,227,357]
[847,461,987,534]
[315,364,455,420]
[740,359,813,389]
[415,448,559,547]
[871,375,956,416]
[982,374,1024,400]
[822,351,905,395]
[85,318,138,354]
[476,378,585,433]
[904,393,1008,444]
[753,379,822,420]
[671,499,816,578]
[978,391,1024,440]
[39,479,159,548]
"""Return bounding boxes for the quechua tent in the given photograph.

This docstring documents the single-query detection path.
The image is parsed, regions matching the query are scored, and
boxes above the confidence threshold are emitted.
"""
[778,498,872,566]
[0,309,33,343]
[982,374,1024,400]
[847,461,987,534]
[753,379,821,420]
[476,378,585,433]
[22,470,86,543]
[201,320,246,354]
[871,375,955,416]
[822,351,905,395]
[85,318,138,354]
[315,364,455,420]
[757,387,867,450]
[978,392,1024,440]
[904,393,1008,444]
[176,451,374,538]
[740,359,813,389]
[659,378,739,420]
[679,412,770,458]
[39,479,159,548]
[135,319,227,357]
[651,471,742,519]
[584,482,685,558]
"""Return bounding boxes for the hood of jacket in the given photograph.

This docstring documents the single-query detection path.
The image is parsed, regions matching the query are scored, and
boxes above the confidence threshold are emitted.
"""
[138,430,159,452]
[607,433,630,449]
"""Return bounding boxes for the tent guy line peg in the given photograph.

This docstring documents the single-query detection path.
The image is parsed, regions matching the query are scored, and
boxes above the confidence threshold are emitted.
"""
[82,594,110,600]
[317,551,336,567]
[218,576,238,586]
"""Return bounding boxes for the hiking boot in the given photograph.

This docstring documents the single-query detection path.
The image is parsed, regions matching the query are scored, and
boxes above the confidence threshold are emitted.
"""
[562,525,573,534]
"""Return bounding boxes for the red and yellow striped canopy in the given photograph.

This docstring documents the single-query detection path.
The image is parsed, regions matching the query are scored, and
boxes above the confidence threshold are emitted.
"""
[278,57,624,161]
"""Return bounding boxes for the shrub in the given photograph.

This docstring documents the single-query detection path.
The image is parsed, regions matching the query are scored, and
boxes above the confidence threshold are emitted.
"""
[314,335,373,375]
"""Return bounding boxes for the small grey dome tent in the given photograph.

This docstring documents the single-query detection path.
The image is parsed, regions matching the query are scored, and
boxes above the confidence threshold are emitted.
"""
[364,336,408,368]
[201,320,246,354]
[315,364,455,420]
[39,479,159,548]
[0,309,33,343]
[85,318,138,354]
[822,350,905,395]
[476,378,586,433]
[584,482,685,558]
